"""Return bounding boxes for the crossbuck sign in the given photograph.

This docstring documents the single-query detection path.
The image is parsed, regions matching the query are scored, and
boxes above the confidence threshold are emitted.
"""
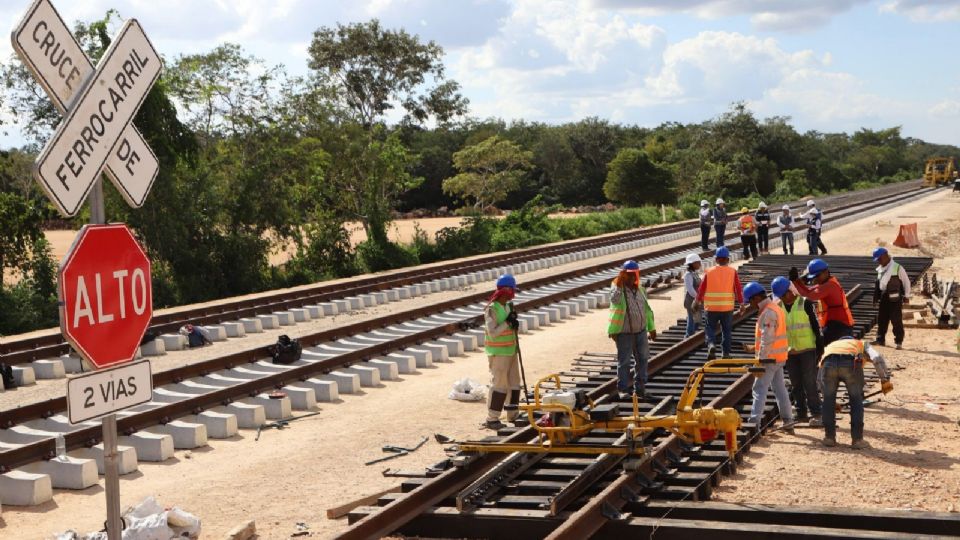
[12,0,161,216]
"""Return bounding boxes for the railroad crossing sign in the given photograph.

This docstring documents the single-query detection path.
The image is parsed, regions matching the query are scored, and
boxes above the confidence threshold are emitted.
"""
[59,223,153,369]
[67,360,152,424]
[12,0,161,216]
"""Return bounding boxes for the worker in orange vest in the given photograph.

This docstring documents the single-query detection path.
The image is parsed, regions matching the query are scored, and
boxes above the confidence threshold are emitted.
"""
[738,206,759,260]
[694,247,743,359]
[741,281,794,434]
[790,259,854,345]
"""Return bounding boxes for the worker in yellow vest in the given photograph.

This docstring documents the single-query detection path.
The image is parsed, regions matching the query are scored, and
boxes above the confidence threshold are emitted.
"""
[772,277,822,426]
[695,247,743,359]
[738,207,759,260]
[483,274,522,430]
[819,337,893,449]
[608,260,656,400]
[741,281,794,434]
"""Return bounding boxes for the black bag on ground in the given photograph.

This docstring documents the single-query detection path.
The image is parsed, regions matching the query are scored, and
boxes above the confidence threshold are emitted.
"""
[0,363,16,390]
[270,335,302,364]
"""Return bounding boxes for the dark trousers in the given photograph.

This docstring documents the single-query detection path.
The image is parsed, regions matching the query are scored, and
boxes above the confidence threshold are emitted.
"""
[714,224,726,247]
[807,229,820,255]
[700,225,711,251]
[785,350,822,417]
[705,311,733,358]
[822,321,854,346]
[741,235,758,259]
[757,225,769,251]
[876,297,905,345]
[781,232,794,254]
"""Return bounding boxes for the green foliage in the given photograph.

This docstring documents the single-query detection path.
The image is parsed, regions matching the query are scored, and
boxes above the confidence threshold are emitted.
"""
[604,148,675,206]
[773,169,815,200]
[356,239,419,272]
[443,135,533,211]
[0,193,57,334]
[490,197,560,251]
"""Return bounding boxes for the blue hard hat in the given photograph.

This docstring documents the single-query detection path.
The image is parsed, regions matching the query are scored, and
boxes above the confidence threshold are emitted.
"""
[771,276,791,298]
[715,246,730,259]
[623,260,640,271]
[804,259,829,280]
[872,247,888,262]
[496,274,517,289]
[743,281,766,301]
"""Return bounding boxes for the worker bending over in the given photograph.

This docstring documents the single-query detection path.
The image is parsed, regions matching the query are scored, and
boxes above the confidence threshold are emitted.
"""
[695,247,743,359]
[608,260,656,400]
[741,281,794,434]
[756,202,771,254]
[872,247,910,350]
[483,274,523,429]
[738,206,759,260]
[772,277,822,426]
[819,337,893,449]
[791,259,854,345]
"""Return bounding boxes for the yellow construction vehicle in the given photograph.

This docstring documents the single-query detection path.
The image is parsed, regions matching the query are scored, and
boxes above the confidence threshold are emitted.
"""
[922,157,957,187]
[455,358,767,460]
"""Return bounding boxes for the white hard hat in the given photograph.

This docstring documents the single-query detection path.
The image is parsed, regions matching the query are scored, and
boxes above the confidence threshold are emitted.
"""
[685,253,701,265]
[806,200,816,207]
[716,198,725,205]
[782,204,790,211]
[700,199,709,206]
[758,201,767,208]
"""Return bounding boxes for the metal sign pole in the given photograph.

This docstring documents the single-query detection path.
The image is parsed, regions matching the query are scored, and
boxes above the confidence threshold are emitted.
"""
[103,412,123,539]
[90,179,106,226]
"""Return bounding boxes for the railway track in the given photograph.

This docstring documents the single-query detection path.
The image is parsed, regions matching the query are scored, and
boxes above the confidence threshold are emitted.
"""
[0,182,939,509]
[342,256,960,539]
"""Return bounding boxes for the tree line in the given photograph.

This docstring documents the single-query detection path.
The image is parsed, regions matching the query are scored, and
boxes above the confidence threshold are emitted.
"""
[0,13,956,335]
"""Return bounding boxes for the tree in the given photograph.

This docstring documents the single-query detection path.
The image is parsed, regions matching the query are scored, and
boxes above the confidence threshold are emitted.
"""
[604,148,674,206]
[443,135,533,212]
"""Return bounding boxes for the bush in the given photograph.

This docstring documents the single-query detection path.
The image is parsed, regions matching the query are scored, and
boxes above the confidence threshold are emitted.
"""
[490,196,560,251]
[356,239,419,272]
[680,202,700,220]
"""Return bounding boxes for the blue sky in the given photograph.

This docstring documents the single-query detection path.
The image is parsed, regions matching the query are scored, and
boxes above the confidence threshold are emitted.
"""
[2,0,959,147]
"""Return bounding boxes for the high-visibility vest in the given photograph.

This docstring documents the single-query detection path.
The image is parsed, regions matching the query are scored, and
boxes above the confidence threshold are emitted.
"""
[815,277,854,327]
[485,302,517,356]
[755,302,788,363]
[785,297,817,353]
[607,286,653,335]
[703,266,736,312]
[820,338,865,366]
[738,215,757,235]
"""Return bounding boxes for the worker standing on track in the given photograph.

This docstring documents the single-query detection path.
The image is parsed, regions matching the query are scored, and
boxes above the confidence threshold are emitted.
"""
[777,205,795,255]
[738,206,759,260]
[699,200,713,251]
[713,198,728,248]
[696,247,743,360]
[790,259,854,345]
[483,274,522,430]
[803,200,827,255]
[741,281,794,434]
[872,247,911,350]
[819,336,893,449]
[683,254,703,337]
[609,261,657,400]
[756,202,771,254]
[772,277,823,427]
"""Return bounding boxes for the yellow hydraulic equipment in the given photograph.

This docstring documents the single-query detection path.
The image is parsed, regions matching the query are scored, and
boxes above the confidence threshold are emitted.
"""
[922,157,957,187]
[456,358,768,460]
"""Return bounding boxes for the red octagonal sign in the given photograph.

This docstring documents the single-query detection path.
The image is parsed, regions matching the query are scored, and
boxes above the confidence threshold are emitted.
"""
[59,224,152,369]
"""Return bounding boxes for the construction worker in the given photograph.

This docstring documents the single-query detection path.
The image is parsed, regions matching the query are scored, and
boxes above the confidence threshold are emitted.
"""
[737,206,759,260]
[772,277,822,426]
[791,259,854,345]
[777,205,795,255]
[802,200,827,255]
[872,247,911,349]
[683,253,703,337]
[953,172,960,193]
[756,201,771,254]
[696,247,743,359]
[609,260,656,399]
[740,281,794,433]
[713,198,728,248]
[484,274,522,429]
[699,200,713,251]
[819,336,893,448]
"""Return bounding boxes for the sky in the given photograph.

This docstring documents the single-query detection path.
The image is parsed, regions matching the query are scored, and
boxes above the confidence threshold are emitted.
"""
[1,0,959,147]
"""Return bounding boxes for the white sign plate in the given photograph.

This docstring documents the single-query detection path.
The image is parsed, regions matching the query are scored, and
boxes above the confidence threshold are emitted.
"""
[67,359,152,424]
[31,18,161,217]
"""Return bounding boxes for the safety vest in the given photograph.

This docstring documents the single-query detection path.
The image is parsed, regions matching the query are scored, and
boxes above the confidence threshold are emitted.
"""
[703,266,736,312]
[820,338,866,366]
[607,286,651,335]
[738,215,757,235]
[815,277,854,327]
[485,302,517,356]
[755,302,788,363]
[784,297,817,353]
[877,262,902,292]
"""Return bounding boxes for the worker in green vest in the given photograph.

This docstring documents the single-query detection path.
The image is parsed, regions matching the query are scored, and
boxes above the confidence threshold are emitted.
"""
[483,274,522,429]
[771,277,822,426]
[609,260,656,400]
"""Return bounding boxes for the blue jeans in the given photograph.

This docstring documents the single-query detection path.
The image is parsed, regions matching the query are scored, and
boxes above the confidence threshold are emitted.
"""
[807,229,820,255]
[781,232,794,254]
[819,356,865,440]
[685,309,701,338]
[714,224,726,247]
[749,363,794,425]
[614,332,649,393]
[704,311,733,357]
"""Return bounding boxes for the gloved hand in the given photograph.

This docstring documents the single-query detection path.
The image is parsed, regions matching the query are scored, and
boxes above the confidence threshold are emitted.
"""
[789,267,800,282]
[648,330,657,341]
[506,311,520,330]
[881,380,894,394]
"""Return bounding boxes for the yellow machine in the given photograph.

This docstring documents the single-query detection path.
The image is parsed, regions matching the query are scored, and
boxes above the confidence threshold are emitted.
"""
[456,359,766,460]
[923,157,957,187]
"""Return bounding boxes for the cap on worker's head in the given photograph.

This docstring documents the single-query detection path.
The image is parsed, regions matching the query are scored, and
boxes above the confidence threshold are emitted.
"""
[739,206,749,213]
[872,247,888,262]
[623,260,640,271]
[685,253,701,265]
[770,276,791,299]
[806,200,816,207]
[715,246,730,259]
[781,204,790,211]
[804,258,829,279]
[758,201,767,209]
[495,273,517,289]
[743,281,766,301]
[700,199,710,207]
[716,198,725,205]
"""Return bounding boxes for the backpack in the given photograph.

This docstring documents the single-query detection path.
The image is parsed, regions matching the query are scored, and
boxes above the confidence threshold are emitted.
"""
[269,335,302,365]
[0,363,16,390]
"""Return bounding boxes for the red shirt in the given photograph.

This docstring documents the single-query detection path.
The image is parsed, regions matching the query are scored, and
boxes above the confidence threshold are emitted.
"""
[696,266,744,305]
[792,277,852,325]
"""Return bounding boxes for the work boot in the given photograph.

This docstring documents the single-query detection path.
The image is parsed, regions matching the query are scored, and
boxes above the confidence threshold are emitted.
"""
[706,346,717,360]
[822,436,837,447]
[511,417,530,427]
[851,439,868,449]
[895,343,903,350]
[484,419,505,430]
[870,339,886,347]
[808,416,823,427]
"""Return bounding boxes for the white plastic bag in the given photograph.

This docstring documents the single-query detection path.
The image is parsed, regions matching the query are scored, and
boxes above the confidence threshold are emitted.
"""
[53,496,200,540]
[448,378,487,402]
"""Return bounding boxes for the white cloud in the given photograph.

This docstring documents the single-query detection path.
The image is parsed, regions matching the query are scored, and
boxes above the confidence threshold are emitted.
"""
[591,0,872,30]
[880,1,960,22]
[930,99,960,116]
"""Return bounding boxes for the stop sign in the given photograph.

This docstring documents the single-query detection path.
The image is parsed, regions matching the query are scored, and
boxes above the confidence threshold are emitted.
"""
[59,224,152,369]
